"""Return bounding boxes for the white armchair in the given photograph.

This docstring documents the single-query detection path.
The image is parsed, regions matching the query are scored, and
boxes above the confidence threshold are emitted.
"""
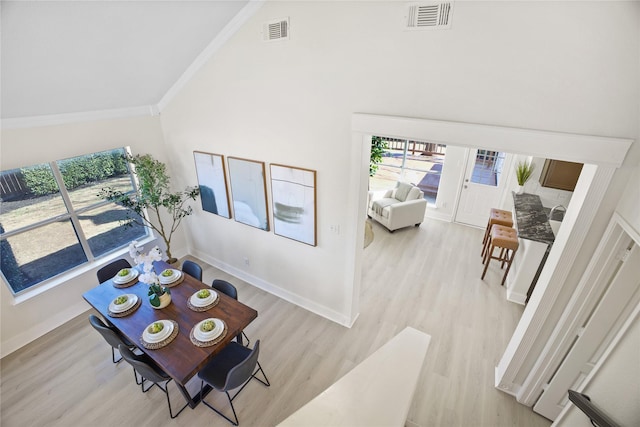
[367,182,427,232]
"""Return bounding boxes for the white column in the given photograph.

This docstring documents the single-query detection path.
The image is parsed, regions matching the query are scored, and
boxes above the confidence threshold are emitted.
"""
[495,165,616,396]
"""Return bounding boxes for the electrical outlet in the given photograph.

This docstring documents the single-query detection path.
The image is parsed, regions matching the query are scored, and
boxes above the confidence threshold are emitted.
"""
[243,257,250,267]
[330,225,340,234]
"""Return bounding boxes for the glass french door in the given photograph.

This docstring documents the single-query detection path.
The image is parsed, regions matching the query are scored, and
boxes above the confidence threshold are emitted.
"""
[454,149,514,227]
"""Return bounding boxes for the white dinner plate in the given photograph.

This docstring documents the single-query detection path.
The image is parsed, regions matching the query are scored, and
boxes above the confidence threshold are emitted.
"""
[194,318,224,342]
[113,269,139,284]
[109,294,137,313]
[143,320,173,343]
[190,289,217,307]
[158,269,182,284]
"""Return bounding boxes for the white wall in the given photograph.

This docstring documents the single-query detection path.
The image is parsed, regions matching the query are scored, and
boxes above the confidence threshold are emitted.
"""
[1,1,638,356]
[160,1,639,325]
[0,115,172,357]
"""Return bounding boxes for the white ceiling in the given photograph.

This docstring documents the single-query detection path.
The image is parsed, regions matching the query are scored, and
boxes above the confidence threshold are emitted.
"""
[1,1,250,119]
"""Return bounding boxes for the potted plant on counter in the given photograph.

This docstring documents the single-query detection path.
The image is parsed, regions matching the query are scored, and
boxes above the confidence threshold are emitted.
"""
[515,160,535,194]
[99,153,200,264]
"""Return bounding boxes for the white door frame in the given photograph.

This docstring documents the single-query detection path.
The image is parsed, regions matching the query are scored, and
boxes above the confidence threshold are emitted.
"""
[349,114,633,403]
[531,213,640,418]
[553,283,640,425]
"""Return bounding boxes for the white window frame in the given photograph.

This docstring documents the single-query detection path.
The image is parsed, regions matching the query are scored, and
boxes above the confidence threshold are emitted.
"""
[0,148,149,297]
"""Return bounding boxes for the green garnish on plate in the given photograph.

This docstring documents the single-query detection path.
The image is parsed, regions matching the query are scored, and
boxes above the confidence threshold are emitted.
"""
[200,320,215,332]
[148,322,164,334]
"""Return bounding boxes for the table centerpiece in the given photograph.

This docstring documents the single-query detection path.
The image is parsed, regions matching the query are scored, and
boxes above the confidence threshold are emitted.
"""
[129,241,171,308]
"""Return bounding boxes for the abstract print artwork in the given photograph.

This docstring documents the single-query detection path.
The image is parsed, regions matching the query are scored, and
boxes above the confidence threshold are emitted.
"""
[193,151,231,218]
[227,157,269,231]
[270,164,316,246]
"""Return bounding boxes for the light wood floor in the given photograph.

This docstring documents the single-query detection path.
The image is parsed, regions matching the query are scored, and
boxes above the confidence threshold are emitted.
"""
[1,219,551,427]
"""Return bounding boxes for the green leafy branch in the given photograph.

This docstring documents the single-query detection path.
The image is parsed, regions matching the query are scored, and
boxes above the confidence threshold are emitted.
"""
[370,136,388,177]
[98,153,200,262]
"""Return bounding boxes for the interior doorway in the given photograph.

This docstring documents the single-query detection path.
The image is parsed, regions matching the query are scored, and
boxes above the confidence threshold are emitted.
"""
[350,114,631,407]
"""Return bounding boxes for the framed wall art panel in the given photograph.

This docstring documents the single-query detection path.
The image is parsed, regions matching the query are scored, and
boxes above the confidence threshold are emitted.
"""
[227,157,269,231]
[193,151,231,218]
[270,164,316,246]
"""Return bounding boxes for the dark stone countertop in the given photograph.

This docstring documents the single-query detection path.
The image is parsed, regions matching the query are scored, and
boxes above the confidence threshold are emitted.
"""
[512,192,556,245]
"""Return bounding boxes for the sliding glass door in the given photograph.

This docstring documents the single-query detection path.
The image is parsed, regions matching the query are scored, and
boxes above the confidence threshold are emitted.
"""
[369,137,446,206]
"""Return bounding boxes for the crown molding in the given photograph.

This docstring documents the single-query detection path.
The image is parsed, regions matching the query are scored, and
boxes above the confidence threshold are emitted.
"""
[157,0,266,112]
[1,105,158,130]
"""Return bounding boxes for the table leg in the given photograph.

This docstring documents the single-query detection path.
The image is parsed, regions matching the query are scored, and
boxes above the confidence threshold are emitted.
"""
[176,382,214,409]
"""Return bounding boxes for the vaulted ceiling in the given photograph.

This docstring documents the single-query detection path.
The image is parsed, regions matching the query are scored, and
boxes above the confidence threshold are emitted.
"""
[1,1,252,119]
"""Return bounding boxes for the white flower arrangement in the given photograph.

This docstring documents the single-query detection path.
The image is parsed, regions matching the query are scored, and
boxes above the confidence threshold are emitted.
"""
[128,241,163,285]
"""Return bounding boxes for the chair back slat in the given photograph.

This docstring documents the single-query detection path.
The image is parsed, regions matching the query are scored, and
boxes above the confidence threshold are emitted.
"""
[182,260,203,281]
[118,345,169,384]
[225,340,260,391]
[89,314,127,349]
[97,259,132,283]
[211,279,238,300]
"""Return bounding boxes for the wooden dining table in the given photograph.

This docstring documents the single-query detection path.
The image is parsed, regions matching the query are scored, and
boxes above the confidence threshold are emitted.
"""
[82,260,258,408]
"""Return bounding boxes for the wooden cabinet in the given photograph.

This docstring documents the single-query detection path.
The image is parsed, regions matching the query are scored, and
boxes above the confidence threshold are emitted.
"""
[539,159,583,191]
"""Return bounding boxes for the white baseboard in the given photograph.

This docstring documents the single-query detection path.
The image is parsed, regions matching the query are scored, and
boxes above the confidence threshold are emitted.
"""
[425,209,453,223]
[495,366,519,397]
[1,301,88,359]
[507,288,527,306]
[1,246,352,359]
[191,249,354,327]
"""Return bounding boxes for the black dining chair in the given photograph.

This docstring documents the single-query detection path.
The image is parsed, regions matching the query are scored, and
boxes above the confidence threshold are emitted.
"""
[89,314,138,364]
[89,314,143,386]
[97,258,132,284]
[182,260,203,281]
[211,279,250,346]
[118,345,189,419]
[198,340,270,426]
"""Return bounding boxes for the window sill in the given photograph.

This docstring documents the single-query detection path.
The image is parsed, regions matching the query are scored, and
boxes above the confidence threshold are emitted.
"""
[10,235,157,306]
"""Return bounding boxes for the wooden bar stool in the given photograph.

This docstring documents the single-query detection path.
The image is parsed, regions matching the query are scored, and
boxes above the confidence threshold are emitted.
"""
[481,208,513,257]
[481,224,519,287]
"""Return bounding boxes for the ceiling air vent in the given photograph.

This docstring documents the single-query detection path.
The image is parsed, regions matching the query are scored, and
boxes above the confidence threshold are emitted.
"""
[406,2,453,30]
[263,17,289,42]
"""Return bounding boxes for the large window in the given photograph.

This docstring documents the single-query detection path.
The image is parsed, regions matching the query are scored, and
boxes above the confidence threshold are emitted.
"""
[0,148,147,294]
[369,137,446,205]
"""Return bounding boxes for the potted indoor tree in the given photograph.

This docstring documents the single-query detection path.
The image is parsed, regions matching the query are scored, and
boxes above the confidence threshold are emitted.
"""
[99,153,200,264]
[515,160,535,194]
